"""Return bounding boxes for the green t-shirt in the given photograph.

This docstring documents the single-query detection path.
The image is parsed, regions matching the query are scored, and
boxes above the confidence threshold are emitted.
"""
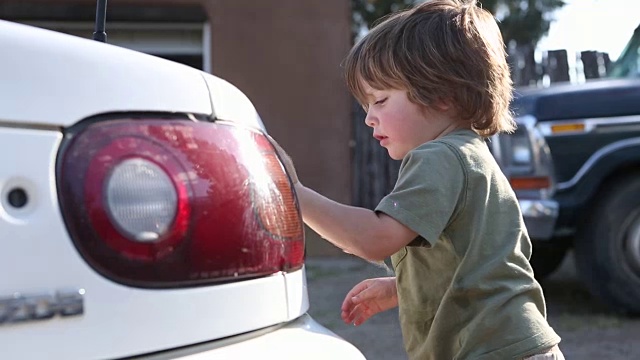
[376,129,561,360]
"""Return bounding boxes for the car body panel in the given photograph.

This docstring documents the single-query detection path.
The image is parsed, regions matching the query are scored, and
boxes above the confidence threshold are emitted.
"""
[0,20,211,126]
[0,20,363,360]
[283,264,309,321]
[511,78,640,237]
[203,74,266,131]
[513,78,640,122]
[144,315,366,360]
[0,127,309,359]
[490,117,559,241]
[0,20,266,132]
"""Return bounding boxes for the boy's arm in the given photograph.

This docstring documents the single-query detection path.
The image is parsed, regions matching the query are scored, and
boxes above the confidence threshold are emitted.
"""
[295,184,417,261]
[268,136,416,260]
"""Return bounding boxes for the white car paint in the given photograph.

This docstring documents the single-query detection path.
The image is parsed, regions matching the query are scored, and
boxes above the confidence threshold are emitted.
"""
[0,127,288,359]
[204,74,266,131]
[170,315,366,360]
[0,20,211,126]
[0,20,266,131]
[0,20,363,359]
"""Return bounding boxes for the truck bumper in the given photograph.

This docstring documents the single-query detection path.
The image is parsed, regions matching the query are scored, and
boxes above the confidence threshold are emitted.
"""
[520,199,559,240]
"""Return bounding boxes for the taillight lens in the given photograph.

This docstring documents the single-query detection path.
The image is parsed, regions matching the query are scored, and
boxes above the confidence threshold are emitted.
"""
[105,159,179,241]
[510,176,552,190]
[58,119,304,287]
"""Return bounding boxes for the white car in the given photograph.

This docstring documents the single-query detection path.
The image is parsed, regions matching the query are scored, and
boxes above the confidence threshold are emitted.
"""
[0,20,365,360]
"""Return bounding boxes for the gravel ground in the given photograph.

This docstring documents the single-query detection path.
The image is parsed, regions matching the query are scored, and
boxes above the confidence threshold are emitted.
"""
[307,252,640,360]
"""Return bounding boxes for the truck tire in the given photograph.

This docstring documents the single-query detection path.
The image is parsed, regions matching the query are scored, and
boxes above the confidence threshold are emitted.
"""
[575,175,640,314]
[530,241,567,281]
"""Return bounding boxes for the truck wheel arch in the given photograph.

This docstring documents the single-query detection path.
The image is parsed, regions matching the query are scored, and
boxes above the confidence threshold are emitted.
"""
[559,144,640,219]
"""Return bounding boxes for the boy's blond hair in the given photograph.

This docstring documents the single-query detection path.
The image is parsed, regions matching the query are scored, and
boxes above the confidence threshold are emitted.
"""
[344,0,515,136]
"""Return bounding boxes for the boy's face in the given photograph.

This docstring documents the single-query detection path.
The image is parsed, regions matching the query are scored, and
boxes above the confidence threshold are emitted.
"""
[362,83,458,160]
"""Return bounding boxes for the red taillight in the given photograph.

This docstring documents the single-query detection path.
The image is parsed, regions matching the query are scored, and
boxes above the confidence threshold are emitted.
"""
[58,118,304,287]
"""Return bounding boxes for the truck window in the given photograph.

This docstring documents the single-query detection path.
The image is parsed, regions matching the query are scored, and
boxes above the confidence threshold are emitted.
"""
[608,25,640,79]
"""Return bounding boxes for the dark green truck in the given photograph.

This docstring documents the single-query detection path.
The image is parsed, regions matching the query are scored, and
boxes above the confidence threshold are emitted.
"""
[491,25,640,314]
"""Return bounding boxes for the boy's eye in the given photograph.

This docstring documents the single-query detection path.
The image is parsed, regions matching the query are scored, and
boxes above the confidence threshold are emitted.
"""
[374,98,387,105]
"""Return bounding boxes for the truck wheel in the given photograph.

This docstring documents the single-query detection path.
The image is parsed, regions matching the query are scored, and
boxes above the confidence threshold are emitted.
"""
[575,176,640,314]
[530,241,567,281]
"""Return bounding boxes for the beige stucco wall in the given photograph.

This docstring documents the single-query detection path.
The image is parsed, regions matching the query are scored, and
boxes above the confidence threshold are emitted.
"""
[203,0,353,256]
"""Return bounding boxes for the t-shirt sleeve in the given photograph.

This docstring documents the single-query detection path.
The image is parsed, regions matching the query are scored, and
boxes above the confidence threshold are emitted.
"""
[375,141,466,246]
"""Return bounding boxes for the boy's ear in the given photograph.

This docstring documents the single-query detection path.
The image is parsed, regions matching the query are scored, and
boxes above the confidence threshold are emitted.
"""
[432,98,453,112]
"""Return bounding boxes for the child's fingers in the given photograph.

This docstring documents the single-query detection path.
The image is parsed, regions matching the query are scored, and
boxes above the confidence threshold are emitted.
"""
[350,304,374,326]
[341,281,370,311]
[341,308,354,324]
[341,291,368,315]
[345,281,369,299]
[353,313,370,326]
[342,301,366,323]
[340,298,362,323]
[342,303,367,325]
[341,310,353,324]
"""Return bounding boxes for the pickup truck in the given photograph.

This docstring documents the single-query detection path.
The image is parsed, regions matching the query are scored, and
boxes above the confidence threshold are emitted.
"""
[494,24,640,314]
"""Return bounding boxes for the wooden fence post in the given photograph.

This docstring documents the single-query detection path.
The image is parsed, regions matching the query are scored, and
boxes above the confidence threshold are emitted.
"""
[580,51,612,79]
[581,51,601,79]
[508,44,539,87]
[545,50,570,84]
[601,52,612,74]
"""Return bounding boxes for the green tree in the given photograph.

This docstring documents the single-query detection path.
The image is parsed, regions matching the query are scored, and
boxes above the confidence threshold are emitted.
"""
[352,0,565,48]
[351,0,414,38]
[483,0,566,85]
[481,0,565,49]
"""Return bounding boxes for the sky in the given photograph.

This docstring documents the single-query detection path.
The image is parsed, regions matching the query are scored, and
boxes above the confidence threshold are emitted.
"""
[537,0,640,61]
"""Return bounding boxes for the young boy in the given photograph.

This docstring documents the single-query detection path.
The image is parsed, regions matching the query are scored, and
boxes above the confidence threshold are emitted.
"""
[274,0,563,358]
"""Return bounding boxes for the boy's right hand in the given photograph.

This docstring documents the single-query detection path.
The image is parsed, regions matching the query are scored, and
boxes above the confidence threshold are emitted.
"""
[267,135,300,185]
[341,277,398,326]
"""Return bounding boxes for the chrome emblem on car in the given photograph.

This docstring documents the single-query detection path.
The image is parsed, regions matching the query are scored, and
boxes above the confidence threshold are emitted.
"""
[0,289,85,324]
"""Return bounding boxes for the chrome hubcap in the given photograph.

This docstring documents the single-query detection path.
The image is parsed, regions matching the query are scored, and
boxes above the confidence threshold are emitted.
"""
[625,216,640,273]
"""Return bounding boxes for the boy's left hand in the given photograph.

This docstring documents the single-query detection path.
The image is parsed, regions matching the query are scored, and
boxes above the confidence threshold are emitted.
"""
[341,277,398,326]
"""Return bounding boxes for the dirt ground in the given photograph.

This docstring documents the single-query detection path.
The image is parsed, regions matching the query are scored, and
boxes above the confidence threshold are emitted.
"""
[306,252,640,360]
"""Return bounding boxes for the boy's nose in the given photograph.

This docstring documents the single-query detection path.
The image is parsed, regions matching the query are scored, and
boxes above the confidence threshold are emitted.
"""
[364,113,377,128]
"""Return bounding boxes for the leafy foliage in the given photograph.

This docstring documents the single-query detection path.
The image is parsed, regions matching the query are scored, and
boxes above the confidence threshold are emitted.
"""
[352,0,566,47]
[481,0,565,47]
[351,0,415,37]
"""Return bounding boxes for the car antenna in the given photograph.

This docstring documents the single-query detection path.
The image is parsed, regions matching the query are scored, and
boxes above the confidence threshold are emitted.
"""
[93,0,108,43]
